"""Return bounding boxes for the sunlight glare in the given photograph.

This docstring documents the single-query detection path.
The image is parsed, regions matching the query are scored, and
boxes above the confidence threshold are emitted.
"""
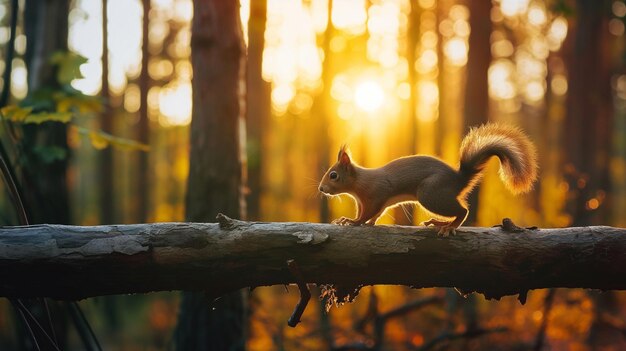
[397,82,411,100]
[524,81,545,102]
[173,0,193,22]
[528,4,547,26]
[489,59,516,100]
[108,0,142,94]
[271,84,295,113]
[547,17,568,51]
[331,75,353,102]
[500,0,530,17]
[444,38,468,66]
[240,0,249,44]
[354,81,385,112]
[264,0,322,110]
[332,0,367,35]
[10,60,27,99]
[417,49,437,73]
[69,0,102,95]
[158,81,192,126]
[124,84,141,113]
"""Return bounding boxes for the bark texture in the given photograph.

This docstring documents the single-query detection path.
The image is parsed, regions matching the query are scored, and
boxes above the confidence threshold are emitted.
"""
[0,217,624,301]
[22,0,70,224]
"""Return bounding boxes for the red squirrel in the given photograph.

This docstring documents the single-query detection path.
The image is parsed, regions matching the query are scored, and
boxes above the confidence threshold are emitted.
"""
[318,123,538,236]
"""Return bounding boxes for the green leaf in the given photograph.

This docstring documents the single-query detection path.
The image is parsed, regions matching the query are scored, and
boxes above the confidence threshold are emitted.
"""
[1,104,74,125]
[23,112,73,124]
[33,145,68,163]
[88,130,109,150]
[74,126,149,152]
[56,94,103,114]
[0,105,34,122]
[50,51,88,85]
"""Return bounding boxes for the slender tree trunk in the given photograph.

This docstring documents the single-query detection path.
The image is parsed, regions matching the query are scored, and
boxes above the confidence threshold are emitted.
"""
[175,0,247,349]
[435,0,446,157]
[462,0,491,226]
[246,0,269,221]
[100,0,114,224]
[395,0,420,225]
[316,0,334,223]
[137,0,151,223]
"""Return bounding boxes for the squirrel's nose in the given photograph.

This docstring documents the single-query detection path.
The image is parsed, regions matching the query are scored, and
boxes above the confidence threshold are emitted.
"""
[319,185,324,192]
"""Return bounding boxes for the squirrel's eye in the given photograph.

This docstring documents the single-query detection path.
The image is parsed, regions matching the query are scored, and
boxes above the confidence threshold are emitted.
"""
[329,171,338,180]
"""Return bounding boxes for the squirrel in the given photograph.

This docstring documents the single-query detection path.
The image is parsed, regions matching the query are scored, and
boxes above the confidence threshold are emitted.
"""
[318,123,538,236]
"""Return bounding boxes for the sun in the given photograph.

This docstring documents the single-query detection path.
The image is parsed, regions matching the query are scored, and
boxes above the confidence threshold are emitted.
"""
[354,81,385,112]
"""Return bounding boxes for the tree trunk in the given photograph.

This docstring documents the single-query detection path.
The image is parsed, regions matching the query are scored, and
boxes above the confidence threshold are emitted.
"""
[563,0,613,227]
[246,0,269,221]
[562,1,616,347]
[137,0,151,223]
[175,0,247,349]
[395,0,420,225]
[0,218,625,301]
[21,0,70,225]
[100,0,114,224]
[20,1,71,348]
[462,0,491,225]
[315,0,334,224]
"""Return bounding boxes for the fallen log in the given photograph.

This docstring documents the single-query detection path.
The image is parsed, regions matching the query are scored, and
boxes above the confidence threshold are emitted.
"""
[0,215,624,302]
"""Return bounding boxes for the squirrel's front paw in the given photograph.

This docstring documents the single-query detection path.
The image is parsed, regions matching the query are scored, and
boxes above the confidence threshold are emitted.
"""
[332,217,358,226]
[437,225,457,237]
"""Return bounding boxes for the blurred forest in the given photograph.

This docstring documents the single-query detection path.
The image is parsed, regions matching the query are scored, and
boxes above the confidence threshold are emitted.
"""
[0,0,625,350]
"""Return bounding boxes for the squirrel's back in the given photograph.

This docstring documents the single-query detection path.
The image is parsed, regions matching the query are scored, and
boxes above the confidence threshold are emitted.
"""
[459,124,538,194]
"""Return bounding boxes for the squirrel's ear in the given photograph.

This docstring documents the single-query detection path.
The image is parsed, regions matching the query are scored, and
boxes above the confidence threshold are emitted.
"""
[338,144,351,165]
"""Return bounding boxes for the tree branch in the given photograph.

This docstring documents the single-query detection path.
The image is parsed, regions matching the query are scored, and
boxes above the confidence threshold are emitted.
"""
[0,216,625,301]
[286,259,311,327]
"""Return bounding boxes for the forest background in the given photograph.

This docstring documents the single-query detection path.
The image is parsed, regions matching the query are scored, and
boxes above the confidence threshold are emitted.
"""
[0,0,625,350]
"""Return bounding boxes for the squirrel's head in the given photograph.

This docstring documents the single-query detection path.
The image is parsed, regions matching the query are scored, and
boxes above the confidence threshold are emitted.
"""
[319,145,356,195]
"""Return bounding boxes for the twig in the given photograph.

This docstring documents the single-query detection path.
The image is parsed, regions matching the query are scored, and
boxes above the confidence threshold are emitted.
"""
[498,217,537,232]
[379,295,443,321]
[69,301,103,351]
[348,294,443,351]
[12,300,41,351]
[286,259,311,327]
[533,289,556,351]
[375,295,444,351]
[415,327,508,351]
[42,298,57,345]
[12,299,61,351]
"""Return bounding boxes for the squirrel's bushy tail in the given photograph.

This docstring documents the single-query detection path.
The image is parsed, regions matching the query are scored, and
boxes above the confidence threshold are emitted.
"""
[459,123,538,195]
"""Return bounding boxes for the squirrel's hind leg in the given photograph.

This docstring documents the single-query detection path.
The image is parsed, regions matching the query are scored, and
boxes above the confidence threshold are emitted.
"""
[435,209,468,236]
[416,184,469,236]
